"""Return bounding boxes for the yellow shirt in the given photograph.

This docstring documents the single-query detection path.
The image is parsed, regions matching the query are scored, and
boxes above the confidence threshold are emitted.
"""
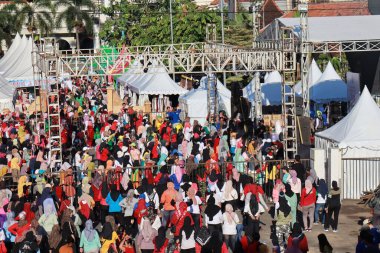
[10,157,20,170]
[100,231,118,253]
[265,165,277,181]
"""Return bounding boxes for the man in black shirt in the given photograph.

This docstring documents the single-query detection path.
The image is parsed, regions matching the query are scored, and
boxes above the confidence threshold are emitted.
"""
[292,155,306,185]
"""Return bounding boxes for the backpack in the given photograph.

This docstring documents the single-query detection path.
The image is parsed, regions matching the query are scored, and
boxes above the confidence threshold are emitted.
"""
[250,194,259,216]
[195,226,211,246]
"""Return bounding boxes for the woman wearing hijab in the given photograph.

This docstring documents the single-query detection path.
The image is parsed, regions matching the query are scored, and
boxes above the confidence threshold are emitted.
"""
[289,170,302,204]
[324,181,341,233]
[300,179,316,231]
[136,217,158,253]
[171,202,193,238]
[275,192,292,252]
[222,180,238,210]
[49,224,62,253]
[284,238,303,253]
[318,233,333,253]
[204,195,223,239]
[222,203,239,251]
[286,223,309,253]
[184,187,202,232]
[105,184,123,225]
[180,216,196,253]
[79,220,101,253]
[284,183,298,227]
[100,221,118,253]
[153,227,168,253]
[315,179,328,225]
[38,198,59,235]
[119,189,138,225]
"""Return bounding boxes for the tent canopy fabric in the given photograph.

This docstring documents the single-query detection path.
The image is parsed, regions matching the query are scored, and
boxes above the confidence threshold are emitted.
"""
[179,75,231,123]
[0,33,21,70]
[310,62,347,102]
[243,71,290,106]
[0,74,16,111]
[260,16,380,42]
[294,59,322,95]
[126,65,187,95]
[316,86,380,153]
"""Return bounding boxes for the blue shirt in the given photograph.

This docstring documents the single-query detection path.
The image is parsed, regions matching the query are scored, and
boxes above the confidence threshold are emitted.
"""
[167,110,181,124]
[106,193,123,213]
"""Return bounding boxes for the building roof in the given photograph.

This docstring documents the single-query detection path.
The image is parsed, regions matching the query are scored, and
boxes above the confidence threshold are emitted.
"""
[260,0,284,27]
[282,1,370,18]
[277,15,380,42]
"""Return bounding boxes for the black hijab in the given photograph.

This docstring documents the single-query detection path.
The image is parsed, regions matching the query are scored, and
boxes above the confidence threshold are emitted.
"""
[204,195,220,221]
[182,216,194,240]
[278,192,291,217]
[155,227,167,251]
[284,183,294,198]
[110,185,119,202]
[101,222,113,240]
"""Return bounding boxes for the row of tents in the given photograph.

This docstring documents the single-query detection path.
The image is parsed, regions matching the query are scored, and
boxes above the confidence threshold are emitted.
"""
[242,59,347,106]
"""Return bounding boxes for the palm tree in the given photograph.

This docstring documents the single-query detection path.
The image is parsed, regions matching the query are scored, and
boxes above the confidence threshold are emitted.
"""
[55,0,95,52]
[4,0,54,37]
[0,11,22,52]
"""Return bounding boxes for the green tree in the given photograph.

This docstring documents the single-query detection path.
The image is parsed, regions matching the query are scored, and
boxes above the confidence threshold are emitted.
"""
[55,0,95,50]
[3,0,54,36]
[0,12,22,52]
[100,0,220,46]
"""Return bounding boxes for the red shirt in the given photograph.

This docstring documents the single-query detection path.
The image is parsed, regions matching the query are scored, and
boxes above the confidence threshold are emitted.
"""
[240,236,260,253]
[300,187,316,207]
[8,223,31,241]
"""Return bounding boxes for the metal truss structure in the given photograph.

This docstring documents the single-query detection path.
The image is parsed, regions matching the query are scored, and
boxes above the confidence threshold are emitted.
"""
[36,42,296,76]
[309,40,380,53]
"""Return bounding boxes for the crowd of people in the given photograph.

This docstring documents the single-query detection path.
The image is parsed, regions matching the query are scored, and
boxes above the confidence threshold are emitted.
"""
[0,77,371,253]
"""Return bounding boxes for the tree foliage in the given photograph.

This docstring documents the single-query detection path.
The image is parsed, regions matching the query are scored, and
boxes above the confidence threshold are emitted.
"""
[100,0,221,46]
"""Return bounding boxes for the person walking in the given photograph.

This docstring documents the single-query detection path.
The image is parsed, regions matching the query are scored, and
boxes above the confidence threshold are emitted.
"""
[324,181,341,232]
[315,179,328,225]
[300,180,316,231]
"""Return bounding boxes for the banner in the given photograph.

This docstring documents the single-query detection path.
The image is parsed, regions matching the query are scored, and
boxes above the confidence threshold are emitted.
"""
[346,72,360,111]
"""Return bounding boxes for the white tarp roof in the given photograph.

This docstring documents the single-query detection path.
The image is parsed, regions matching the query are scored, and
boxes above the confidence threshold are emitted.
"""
[0,35,28,76]
[179,75,231,122]
[309,61,347,102]
[278,16,380,42]
[124,64,187,95]
[0,33,21,70]
[295,59,322,95]
[243,71,291,106]
[316,86,380,151]
[3,37,33,80]
[0,74,15,111]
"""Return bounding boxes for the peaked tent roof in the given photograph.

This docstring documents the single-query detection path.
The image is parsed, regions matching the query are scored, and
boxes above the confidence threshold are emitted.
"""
[316,86,380,149]
[317,61,342,83]
[3,37,33,80]
[0,33,21,70]
[0,35,27,76]
[179,75,231,118]
[128,65,187,95]
[243,71,290,106]
[295,59,322,95]
[309,61,347,102]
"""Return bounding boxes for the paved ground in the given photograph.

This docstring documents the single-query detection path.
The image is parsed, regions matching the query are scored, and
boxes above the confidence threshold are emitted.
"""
[259,199,370,252]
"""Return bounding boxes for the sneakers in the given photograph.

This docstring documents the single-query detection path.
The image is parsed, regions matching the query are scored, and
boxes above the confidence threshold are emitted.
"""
[333,230,338,233]
[313,222,319,225]
[324,228,329,232]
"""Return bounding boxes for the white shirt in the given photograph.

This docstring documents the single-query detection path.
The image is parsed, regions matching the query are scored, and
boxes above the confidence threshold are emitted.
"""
[205,210,223,225]
[316,193,327,204]
[184,196,202,214]
[181,231,195,250]
[222,212,239,235]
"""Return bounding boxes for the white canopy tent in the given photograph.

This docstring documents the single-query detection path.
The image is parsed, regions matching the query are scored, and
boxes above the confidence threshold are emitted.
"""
[315,86,380,198]
[118,63,187,111]
[315,86,380,159]
[179,75,231,125]
[294,59,322,95]
[242,71,291,106]
[0,75,16,111]
[0,33,21,70]
[0,35,35,87]
[310,62,347,103]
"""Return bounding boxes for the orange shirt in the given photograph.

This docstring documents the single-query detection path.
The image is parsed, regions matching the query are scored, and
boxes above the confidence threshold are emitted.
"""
[160,189,177,211]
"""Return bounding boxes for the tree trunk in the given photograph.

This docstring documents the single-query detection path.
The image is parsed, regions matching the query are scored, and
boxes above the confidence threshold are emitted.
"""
[76,30,80,53]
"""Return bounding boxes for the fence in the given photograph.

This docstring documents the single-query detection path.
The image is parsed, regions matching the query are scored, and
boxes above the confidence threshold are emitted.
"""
[342,158,380,199]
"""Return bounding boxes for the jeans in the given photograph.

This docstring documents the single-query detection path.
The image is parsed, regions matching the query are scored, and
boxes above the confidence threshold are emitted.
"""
[162,210,174,228]
[314,203,326,224]
[191,213,200,232]
[302,204,315,229]
[223,234,236,251]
